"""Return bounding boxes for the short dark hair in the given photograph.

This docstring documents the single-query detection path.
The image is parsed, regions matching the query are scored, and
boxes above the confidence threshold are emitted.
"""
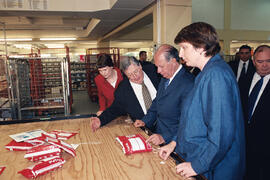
[96,54,114,69]
[239,45,251,52]
[139,51,147,57]
[253,45,270,59]
[157,44,180,62]
[174,22,221,56]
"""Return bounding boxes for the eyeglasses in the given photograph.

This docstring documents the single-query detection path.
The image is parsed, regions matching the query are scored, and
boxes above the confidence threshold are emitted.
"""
[126,68,140,78]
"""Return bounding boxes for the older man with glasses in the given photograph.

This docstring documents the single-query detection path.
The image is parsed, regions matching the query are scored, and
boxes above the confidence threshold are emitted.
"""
[90,56,160,132]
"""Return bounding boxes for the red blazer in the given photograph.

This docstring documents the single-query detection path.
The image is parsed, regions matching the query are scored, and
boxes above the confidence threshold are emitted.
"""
[94,68,123,111]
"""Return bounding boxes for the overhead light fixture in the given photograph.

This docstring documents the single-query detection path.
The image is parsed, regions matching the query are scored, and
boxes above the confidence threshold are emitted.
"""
[40,38,76,41]
[0,38,32,41]
[44,44,65,48]
[14,44,32,49]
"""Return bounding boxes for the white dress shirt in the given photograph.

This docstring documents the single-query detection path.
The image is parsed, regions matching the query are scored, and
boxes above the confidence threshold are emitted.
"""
[167,64,182,85]
[130,72,157,114]
[249,72,270,115]
[237,60,249,81]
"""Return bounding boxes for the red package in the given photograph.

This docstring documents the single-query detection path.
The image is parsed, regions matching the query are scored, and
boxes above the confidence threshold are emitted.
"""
[116,134,152,155]
[49,130,78,140]
[0,166,6,175]
[5,140,44,151]
[24,144,61,162]
[18,157,65,178]
[45,135,76,157]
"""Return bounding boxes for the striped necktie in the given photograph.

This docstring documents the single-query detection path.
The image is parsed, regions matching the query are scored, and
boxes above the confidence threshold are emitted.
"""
[142,81,152,111]
[248,76,264,123]
[164,79,170,89]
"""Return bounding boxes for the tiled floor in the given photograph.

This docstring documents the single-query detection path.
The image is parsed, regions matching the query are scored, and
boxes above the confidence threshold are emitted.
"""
[71,91,99,115]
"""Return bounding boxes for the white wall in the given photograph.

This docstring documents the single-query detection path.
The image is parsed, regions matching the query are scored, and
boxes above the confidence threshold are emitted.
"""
[192,0,224,29]
[231,0,270,31]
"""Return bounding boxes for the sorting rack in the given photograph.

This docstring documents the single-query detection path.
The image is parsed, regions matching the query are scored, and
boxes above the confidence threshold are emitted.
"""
[7,57,70,120]
[86,48,120,102]
[0,56,13,121]
[70,62,87,91]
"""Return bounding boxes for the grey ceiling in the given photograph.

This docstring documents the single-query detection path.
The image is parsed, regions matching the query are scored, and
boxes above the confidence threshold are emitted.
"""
[0,0,156,40]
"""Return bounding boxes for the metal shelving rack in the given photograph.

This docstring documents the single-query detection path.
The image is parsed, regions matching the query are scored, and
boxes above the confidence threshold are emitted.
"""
[0,56,14,120]
[8,57,70,120]
[70,62,87,91]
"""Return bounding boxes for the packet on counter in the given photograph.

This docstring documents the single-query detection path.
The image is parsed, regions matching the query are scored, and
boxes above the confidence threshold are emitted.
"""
[49,130,78,140]
[0,166,6,175]
[44,134,76,157]
[116,134,152,155]
[5,140,44,151]
[18,157,65,179]
[24,144,61,162]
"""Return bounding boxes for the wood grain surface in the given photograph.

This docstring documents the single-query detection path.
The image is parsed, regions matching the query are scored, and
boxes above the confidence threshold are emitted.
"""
[0,117,192,180]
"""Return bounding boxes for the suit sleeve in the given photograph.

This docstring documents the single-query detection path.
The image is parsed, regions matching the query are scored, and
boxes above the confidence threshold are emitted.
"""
[190,71,236,174]
[95,77,107,111]
[99,85,127,126]
[142,97,157,130]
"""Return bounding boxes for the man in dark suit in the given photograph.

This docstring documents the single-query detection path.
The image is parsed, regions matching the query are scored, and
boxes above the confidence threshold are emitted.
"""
[90,56,160,131]
[134,44,194,145]
[229,45,256,91]
[139,50,152,66]
[243,45,270,180]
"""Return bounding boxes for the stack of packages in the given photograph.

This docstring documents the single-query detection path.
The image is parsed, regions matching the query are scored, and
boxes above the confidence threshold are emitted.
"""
[5,130,78,178]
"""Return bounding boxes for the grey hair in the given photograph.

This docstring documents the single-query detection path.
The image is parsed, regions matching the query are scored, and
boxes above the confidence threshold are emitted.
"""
[120,56,141,71]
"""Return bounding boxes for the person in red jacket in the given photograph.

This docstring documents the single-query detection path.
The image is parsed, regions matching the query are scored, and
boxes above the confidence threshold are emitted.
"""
[94,54,123,116]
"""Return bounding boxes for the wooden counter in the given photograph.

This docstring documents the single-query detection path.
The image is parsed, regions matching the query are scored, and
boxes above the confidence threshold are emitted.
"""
[0,117,192,180]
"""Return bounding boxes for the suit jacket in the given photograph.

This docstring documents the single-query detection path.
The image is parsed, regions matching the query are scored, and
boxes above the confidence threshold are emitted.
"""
[242,73,270,158]
[228,59,256,108]
[176,54,245,180]
[228,59,255,79]
[99,63,160,126]
[94,68,123,111]
[142,67,194,143]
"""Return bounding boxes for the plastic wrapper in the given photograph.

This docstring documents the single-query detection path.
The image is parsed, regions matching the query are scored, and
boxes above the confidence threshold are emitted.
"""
[18,157,65,179]
[24,144,61,162]
[44,134,76,157]
[116,134,152,155]
[49,130,78,140]
[5,139,44,151]
[0,166,6,175]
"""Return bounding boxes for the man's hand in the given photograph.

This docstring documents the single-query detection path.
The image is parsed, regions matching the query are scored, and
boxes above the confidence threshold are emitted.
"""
[176,162,197,178]
[134,120,145,127]
[159,141,176,160]
[146,134,165,145]
[90,117,101,132]
[96,111,103,116]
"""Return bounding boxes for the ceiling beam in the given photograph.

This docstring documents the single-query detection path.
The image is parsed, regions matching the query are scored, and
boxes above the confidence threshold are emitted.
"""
[98,4,154,42]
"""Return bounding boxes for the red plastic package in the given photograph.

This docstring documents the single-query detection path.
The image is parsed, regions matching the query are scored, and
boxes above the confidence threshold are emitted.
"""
[0,166,6,175]
[116,134,152,155]
[18,157,65,178]
[24,144,61,162]
[49,130,78,140]
[45,135,76,157]
[5,140,44,151]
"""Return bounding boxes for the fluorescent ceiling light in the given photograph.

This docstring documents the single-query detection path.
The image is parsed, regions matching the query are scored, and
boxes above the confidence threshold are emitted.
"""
[14,44,32,49]
[0,38,32,41]
[45,44,65,48]
[40,38,76,41]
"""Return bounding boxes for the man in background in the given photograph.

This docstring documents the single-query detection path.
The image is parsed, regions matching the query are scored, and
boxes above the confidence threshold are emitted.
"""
[139,51,152,65]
